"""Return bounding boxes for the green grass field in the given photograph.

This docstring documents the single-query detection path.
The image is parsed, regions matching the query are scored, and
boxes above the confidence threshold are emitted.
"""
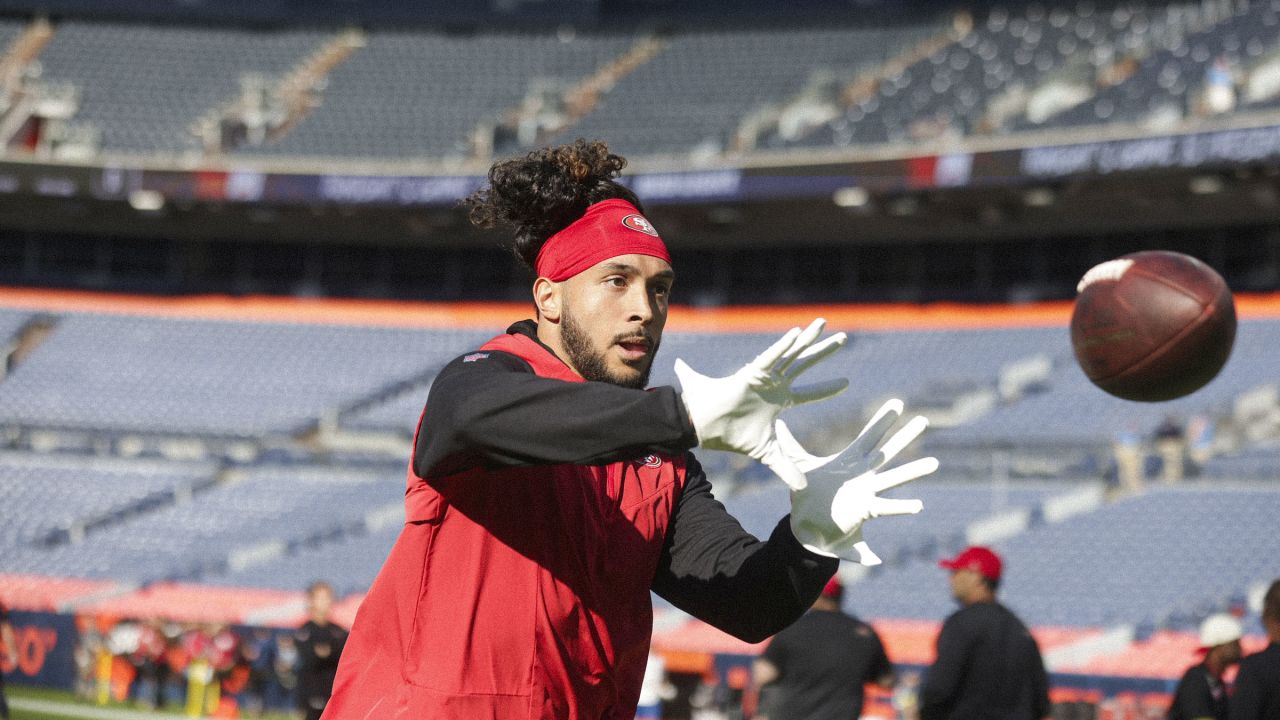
[7,685,296,720]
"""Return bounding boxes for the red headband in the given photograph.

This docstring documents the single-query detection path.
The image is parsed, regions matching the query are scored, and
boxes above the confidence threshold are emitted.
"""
[534,199,671,281]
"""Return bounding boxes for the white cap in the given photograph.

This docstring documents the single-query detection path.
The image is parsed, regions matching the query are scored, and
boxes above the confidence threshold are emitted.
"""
[1199,613,1243,650]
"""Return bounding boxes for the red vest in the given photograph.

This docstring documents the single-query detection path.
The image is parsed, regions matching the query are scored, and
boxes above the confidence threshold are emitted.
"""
[322,332,687,720]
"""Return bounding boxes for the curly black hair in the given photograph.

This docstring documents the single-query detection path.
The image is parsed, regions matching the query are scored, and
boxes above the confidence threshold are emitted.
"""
[464,139,643,271]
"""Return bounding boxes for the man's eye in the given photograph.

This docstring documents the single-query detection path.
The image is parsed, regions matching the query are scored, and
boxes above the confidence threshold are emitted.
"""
[606,277,627,288]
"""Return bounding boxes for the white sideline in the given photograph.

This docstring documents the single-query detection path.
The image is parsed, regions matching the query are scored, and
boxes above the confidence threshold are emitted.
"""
[10,697,195,720]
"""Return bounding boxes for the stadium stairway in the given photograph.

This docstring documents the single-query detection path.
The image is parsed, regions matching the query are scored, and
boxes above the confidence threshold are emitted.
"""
[485,33,668,156]
[198,27,367,153]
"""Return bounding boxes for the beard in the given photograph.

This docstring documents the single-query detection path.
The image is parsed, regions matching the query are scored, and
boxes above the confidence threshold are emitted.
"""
[561,309,656,390]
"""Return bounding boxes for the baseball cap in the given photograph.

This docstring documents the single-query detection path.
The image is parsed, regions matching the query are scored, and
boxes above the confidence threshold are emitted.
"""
[939,546,1003,582]
[1198,613,1243,651]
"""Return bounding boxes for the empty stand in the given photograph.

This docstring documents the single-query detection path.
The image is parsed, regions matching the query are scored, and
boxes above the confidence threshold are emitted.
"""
[205,521,401,596]
[554,24,934,156]
[247,30,635,159]
[0,309,31,348]
[1,464,403,583]
[0,313,490,437]
[34,22,328,153]
[943,319,1280,448]
[0,451,217,549]
[846,484,1280,628]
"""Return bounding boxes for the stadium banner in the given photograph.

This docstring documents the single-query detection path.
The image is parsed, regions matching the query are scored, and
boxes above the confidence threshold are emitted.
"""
[1018,123,1280,178]
[5,120,1280,209]
[1,610,79,689]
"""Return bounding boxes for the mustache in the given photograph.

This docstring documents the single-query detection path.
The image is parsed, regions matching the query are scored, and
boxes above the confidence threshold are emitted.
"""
[613,333,657,351]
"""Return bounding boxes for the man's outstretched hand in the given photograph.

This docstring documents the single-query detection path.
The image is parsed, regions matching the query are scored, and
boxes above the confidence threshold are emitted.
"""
[775,399,939,566]
[675,318,848,491]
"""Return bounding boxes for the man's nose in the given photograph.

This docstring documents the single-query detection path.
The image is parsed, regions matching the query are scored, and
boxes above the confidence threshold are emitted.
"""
[628,286,655,324]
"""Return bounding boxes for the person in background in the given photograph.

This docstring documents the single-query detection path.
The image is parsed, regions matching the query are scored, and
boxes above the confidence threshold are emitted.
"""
[752,576,894,720]
[239,628,277,717]
[129,618,168,709]
[1231,579,1280,720]
[1154,415,1187,484]
[1169,613,1243,720]
[0,598,17,720]
[296,581,347,720]
[921,546,1050,720]
[636,651,674,719]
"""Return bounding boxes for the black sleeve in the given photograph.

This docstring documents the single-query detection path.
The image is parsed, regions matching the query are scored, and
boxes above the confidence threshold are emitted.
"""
[1226,660,1260,720]
[1170,667,1215,720]
[761,629,792,672]
[414,350,698,478]
[651,455,838,643]
[327,627,348,673]
[866,628,894,684]
[920,614,972,720]
[1029,634,1050,720]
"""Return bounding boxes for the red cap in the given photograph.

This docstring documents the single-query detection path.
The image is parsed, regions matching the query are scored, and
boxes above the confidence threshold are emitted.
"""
[821,576,843,600]
[939,546,1003,582]
[534,198,671,281]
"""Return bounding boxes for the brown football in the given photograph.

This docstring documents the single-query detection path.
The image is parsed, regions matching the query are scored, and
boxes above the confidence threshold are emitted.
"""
[1070,251,1236,402]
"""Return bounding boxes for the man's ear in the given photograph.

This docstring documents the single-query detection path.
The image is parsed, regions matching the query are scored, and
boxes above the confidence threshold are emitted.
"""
[534,277,562,323]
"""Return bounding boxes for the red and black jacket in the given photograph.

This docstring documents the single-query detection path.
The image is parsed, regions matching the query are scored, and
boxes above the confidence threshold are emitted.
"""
[323,321,836,720]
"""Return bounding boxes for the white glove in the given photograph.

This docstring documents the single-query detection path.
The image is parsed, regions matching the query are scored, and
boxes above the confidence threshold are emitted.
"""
[674,318,848,491]
[775,399,939,566]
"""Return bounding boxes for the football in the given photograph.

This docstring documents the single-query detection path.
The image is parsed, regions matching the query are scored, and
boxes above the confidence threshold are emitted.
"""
[1071,250,1236,402]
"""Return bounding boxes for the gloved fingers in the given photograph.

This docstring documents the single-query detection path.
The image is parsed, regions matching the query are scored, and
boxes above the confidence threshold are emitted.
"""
[841,399,904,461]
[783,331,847,379]
[845,540,882,567]
[761,443,809,491]
[775,419,844,472]
[789,377,850,406]
[773,318,829,372]
[750,326,803,372]
[869,456,939,494]
[867,496,925,518]
[873,414,930,467]
[831,528,880,566]
[672,357,710,389]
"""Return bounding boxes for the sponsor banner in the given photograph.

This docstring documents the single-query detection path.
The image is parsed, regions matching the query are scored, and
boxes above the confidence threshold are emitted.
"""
[1,121,1278,209]
[1,611,78,688]
[314,175,484,206]
[626,170,743,203]
[1019,124,1280,178]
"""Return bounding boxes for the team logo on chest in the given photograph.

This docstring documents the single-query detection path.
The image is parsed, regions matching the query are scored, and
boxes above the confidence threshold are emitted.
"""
[635,455,663,469]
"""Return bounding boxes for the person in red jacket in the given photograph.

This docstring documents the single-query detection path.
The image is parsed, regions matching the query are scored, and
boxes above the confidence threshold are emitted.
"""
[322,139,935,720]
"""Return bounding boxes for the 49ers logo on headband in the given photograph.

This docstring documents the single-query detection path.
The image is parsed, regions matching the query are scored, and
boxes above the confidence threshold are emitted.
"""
[622,214,659,237]
[534,199,671,281]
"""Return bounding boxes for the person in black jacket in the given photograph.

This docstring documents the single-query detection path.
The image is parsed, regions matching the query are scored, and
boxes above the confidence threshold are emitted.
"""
[295,581,346,720]
[921,546,1050,720]
[1231,579,1280,720]
[753,576,895,720]
[1169,613,1242,720]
